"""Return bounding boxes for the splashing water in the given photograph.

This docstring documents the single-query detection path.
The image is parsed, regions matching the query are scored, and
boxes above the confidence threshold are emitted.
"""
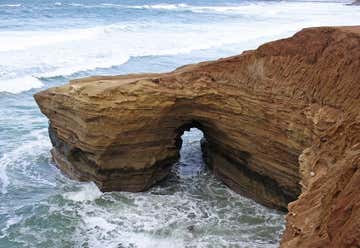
[1,0,359,247]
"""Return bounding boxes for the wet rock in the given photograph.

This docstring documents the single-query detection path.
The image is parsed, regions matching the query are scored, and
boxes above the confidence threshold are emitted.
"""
[187,225,195,232]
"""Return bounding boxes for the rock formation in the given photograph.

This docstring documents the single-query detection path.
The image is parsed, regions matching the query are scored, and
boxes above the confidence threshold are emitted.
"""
[35,26,360,247]
[350,0,360,5]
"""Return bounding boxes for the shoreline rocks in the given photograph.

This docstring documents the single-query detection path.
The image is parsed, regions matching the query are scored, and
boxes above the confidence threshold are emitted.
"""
[350,0,360,5]
[35,26,360,246]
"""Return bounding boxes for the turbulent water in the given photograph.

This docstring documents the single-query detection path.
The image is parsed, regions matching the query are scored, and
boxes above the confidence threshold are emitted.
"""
[0,0,359,247]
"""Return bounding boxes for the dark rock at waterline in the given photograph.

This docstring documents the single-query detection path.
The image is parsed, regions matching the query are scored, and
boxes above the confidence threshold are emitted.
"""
[187,225,195,232]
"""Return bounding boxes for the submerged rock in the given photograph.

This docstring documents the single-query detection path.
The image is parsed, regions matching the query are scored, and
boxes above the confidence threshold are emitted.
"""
[35,26,360,247]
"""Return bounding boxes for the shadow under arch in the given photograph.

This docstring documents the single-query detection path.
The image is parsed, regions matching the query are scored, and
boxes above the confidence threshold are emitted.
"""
[174,120,206,154]
[167,119,296,212]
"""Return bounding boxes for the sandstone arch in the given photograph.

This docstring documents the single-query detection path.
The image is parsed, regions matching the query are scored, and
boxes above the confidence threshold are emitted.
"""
[40,64,303,211]
[35,26,360,247]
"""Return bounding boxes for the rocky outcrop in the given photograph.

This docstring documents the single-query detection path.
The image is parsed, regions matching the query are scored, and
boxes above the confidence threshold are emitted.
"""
[35,26,360,246]
[279,27,360,248]
[350,0,360,5]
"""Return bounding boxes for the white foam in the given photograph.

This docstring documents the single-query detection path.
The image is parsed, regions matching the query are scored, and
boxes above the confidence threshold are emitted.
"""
[131,3,189,10]
[122,233,185,248]
[124,1,353,13]
[1,1,359,94]
[0,215,22,238]
[0,154,10,194]
[0,129,51,193]
[68,3,84,7]
[0,28,102,52]
[0,76,44,94]
[63,182,103,202]
[0,4,22,7]
[83,216,117,231]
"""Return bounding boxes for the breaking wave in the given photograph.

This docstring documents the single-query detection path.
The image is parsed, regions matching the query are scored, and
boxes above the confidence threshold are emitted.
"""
[0,0,358,94]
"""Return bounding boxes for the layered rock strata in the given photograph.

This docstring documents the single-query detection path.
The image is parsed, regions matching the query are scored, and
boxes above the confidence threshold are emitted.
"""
[35,26,360,246]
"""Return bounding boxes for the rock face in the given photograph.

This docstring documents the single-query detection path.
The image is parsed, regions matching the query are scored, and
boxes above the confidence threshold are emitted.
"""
[35,26,360,246]
[350,0,360,5]
[279,27,360,248]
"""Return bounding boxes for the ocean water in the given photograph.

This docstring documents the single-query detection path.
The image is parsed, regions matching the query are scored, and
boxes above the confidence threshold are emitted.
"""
[0,0,359,247]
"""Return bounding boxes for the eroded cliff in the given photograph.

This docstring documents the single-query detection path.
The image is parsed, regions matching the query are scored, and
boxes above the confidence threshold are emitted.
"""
[35,26,360,247]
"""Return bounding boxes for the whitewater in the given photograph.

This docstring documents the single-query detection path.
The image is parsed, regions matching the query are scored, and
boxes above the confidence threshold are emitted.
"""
[0,0,359,247]
[0,0,360,93]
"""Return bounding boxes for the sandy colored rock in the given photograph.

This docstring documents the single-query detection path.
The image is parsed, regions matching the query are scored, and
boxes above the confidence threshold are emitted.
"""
[35,26,360,246]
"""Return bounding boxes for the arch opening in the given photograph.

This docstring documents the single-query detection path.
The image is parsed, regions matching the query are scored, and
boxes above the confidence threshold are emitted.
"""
[173,127,206,179]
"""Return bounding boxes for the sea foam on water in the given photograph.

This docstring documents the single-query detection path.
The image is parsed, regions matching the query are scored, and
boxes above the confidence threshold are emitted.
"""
[1,1,359,94]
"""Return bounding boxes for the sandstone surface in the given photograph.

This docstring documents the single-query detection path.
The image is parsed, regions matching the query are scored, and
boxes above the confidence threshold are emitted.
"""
[35,26,360,246]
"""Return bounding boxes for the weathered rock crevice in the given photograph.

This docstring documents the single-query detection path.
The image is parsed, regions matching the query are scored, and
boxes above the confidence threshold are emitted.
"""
[35,26,360,247]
